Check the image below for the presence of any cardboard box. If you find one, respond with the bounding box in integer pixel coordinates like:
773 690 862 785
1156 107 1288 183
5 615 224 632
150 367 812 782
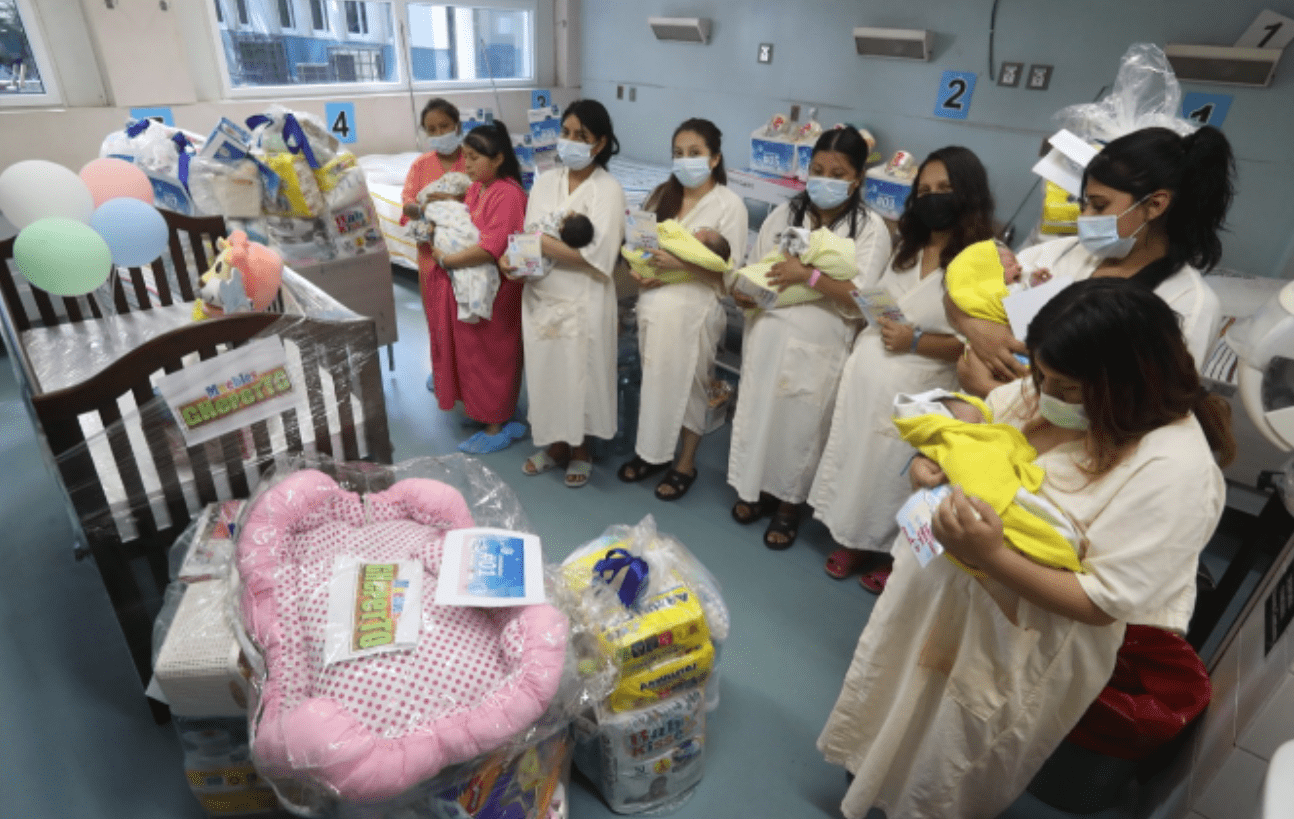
863 168 914 221
750 130 798 178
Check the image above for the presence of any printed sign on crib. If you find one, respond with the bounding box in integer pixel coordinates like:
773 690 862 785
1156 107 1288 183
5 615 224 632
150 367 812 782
155 337 298 447
435 528 546 607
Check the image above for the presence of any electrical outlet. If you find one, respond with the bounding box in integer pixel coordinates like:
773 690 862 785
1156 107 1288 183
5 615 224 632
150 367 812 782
757 43 774 64
997 62 1023 87
616 85 624 100
629 87 637 102
790 104 801 121
1026 64 1053 90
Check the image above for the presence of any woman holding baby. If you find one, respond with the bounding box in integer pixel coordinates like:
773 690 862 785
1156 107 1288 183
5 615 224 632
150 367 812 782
726 125 891 549
819 277 1235 819
809 147 995 591
616 118 749 501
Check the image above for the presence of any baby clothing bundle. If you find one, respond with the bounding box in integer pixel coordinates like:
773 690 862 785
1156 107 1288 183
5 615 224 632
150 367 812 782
415 172 500 323
734 227 856 307
619 219 732 285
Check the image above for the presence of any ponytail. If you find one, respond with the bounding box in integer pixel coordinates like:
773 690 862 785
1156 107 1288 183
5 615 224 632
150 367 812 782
463 120 523 187
1195 391 1237 468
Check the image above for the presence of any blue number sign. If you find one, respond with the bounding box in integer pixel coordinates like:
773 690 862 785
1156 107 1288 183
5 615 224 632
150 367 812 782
935 71 977 121
531 89 552 110
325 101 357 144
1181 92 1233 129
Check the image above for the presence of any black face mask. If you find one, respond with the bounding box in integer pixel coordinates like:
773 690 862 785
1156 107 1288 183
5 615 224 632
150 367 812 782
911 192 961 231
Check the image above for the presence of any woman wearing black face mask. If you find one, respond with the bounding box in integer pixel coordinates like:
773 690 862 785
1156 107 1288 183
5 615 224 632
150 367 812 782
809 147 996 590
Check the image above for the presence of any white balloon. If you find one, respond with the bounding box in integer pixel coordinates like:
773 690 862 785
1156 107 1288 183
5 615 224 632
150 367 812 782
0 160 95 229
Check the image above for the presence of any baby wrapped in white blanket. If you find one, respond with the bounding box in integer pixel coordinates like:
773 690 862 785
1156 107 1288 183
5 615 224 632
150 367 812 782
412 172 499 323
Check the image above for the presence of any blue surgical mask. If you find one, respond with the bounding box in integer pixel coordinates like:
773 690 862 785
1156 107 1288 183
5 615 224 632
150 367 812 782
672 156 712 188
806 176 852 210
1076 194 1150 260
557 138 595 170
1038 392 1090 430
423 130 461 156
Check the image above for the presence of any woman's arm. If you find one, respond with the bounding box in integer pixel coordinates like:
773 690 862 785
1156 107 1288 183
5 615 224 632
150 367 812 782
643 248 725 285
437 245 496 270
957 347 1012 397
933 487 1115 626
877 319 963 361
766 255 859 308
944 293 1029 380
541 234 601 274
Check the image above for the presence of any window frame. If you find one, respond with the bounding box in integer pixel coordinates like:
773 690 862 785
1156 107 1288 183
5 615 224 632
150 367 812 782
310 0 330 32
0 0 63 107
206 0 541 100
277 0 296 30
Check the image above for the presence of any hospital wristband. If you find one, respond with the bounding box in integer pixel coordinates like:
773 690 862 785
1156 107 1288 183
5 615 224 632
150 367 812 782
910 327 924 353
808 268 822 288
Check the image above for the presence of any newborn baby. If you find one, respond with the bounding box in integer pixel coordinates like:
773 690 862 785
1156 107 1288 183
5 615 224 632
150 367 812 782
619 220 733 285
410 172 500 324
945 239 1050 326
693 227 732 263
526 210 596 275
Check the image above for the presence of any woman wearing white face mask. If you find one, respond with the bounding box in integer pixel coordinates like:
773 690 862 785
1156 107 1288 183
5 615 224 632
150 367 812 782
820 278 1235 819
616 118 749 500
402 98 468 391
726 125 891 549
952 126 1233 396
506 99 627 488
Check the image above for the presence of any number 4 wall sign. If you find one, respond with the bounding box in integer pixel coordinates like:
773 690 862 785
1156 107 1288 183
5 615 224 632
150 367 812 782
935 71 977 121
326 101 358 144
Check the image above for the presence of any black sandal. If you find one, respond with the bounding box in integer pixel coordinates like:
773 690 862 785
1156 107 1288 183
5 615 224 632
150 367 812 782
764 507 801 551
731 493 778 525
654 468 697 501
617 456 668 483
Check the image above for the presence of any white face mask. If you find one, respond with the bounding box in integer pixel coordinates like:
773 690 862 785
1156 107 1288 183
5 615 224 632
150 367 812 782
672 156 712 188
1076 194 1150 260
422 130 461 156
1038 392 1090 430
557 138 595 170
806 176 852 210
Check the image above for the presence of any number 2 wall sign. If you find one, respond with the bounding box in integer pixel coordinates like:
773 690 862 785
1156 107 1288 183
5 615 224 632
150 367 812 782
935 71 977 121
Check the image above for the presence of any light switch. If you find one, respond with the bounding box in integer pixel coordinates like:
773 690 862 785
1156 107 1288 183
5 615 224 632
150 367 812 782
1027 64 1053 90
758 43 774 64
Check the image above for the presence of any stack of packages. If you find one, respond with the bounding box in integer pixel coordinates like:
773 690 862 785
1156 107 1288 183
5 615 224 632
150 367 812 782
151 455 618 818
100 118 207 215
557 516 730 814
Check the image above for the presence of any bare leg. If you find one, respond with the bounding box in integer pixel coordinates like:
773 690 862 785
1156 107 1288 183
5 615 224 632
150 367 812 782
672 428 702 476
570 438 591 463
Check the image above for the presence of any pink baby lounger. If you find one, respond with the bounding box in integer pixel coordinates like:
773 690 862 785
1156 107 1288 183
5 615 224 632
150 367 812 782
236 469 568 803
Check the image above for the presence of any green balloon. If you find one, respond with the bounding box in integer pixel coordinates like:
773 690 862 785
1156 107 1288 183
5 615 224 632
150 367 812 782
13 217 113 297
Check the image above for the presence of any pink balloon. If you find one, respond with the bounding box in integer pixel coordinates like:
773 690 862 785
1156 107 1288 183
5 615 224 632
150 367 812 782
79 158 154 208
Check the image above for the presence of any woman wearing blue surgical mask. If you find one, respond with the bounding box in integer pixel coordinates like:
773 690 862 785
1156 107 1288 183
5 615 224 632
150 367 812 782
727 125 891 549
402 98 468 391
821 278 1235 819
952 125 1233 396
506 99 626 488
616 118 749 501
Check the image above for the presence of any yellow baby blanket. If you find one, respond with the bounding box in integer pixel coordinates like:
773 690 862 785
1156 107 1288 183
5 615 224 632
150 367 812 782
620 219 731 285
945 239 1009 325
893 398 1083 575
734 228 856 308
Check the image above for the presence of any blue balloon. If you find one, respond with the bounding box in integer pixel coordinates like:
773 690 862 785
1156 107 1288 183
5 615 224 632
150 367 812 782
89 198 168 267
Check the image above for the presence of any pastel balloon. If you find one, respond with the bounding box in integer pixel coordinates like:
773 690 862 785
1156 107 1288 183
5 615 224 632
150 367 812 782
14 218 113 297
79 158 154 208
90 198 169 267
0 160 95 229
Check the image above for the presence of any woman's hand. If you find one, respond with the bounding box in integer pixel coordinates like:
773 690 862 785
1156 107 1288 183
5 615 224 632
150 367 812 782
1028 266 1052 287
961 316 1029 381
424 191 462 203
909 455 948 490
646 248 686 273
766 256 812 292
403 202 422 219
878 318 915 354
498 255 522 281
431 247 448 268
957 347 1012 398
731 290 759 309
631 270 665 290
932 486 1004 571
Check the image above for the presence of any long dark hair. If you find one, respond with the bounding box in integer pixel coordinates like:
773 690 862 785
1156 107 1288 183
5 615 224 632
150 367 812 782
1082 125 1235 290
788 125 870 238
419 97 460 128
463 121 523 186
645 118 727 220
561 99 620 168
893 146 995 271
1025 278 1235 474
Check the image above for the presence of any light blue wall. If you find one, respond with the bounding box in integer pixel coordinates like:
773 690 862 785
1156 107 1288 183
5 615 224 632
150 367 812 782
581 0 1294 278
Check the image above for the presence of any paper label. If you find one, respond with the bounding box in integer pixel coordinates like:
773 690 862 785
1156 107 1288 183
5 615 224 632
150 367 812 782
507 233 545 277
852 287 907 325
155 337 297 447
324 558 423 665
624 210 659 252
896 485 952 567
733 275 779 310
1003 275 1074 341
435 528 546 607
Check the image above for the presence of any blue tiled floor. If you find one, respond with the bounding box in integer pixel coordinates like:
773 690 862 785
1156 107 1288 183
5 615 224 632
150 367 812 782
0 273 1189 818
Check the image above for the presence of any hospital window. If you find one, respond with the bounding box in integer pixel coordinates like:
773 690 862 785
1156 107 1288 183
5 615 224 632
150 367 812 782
345 1 369 34
406 4 533 83
0 0 54 101
214 0 224 24
310 0 329 31
277 0 294 29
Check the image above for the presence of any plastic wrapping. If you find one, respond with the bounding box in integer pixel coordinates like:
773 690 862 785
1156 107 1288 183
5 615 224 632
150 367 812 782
1053 43 1197 144
226 456 612 815
175 716 283 816
100 118 207 214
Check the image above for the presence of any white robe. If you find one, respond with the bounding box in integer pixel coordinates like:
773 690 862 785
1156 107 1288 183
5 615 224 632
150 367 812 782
818 380 1224 819
1015 237 1221 366
634 184 749 464
522 166 626 446
808 250 960 551
726 201 891 503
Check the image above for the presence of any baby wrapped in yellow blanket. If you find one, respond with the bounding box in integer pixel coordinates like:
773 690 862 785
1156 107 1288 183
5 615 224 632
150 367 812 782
620 219 733 285
733 227 856 308
945 238 1040 324
892 388 1082 576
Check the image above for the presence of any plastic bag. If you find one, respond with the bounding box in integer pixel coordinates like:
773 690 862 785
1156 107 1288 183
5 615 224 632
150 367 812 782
1053 43 1196 144
188 156 265 218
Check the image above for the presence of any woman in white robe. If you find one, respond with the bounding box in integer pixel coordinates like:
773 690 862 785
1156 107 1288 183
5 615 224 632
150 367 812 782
819 279 1234 819
617 118 749 500
808 147 997 590
513 99 626 487
955 125 1233 395
726 126 891 549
